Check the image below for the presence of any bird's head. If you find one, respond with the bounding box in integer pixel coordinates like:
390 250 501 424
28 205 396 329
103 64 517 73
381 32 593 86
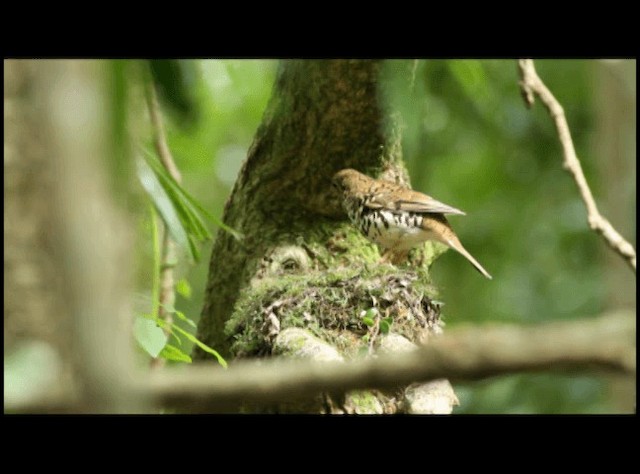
332 168 369 196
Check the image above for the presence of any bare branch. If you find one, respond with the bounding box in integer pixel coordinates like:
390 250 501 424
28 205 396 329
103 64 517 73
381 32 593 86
6 312 634 413
148 312 635 412
145 79 182 183
518 59 636 273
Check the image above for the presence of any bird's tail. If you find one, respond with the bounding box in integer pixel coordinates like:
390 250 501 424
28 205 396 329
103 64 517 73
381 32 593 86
446 237 492 280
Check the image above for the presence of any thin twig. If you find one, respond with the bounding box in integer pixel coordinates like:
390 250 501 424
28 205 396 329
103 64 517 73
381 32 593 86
145 78 183 368
518 59 636 273
367 311 381 356
145 80 182 183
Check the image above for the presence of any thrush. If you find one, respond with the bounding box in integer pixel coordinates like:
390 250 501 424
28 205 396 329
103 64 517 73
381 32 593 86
332 168 492 279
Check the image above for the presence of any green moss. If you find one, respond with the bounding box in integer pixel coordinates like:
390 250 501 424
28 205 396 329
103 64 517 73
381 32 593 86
226 227 444 358
345 390 384 414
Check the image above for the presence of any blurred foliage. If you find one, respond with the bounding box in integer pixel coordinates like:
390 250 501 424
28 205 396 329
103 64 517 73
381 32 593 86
128 59 633 413
129 60 276 367
150 60 200 126
400 59 635 413
155 60 276 338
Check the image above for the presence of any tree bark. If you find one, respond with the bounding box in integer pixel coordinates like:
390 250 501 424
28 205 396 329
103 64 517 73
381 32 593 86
199 61 398 352
196 59 450 413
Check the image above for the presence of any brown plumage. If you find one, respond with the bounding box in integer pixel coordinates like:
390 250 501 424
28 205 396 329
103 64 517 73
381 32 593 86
332 168 492 279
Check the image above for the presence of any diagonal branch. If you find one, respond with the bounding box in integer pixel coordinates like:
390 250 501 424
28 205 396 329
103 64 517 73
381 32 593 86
518 59 636 273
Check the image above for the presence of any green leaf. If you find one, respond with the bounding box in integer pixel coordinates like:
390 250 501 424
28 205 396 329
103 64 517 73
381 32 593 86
142 149 208 232
176 278 192 299
178 186 243 240
139 147 225 263
364 308 378 319
139 304 227 369
362 317 375 327
142 147 242 241
170 324 227 368
379 320 391 334
160 344 192 363
137 157 192 257
134 316 168 358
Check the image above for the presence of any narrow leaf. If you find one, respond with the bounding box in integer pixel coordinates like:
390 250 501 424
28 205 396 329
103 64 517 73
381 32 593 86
142 147 242 241
362 317 375 327
160 343 192 363
137 158 193 258
170 324 227 368
379 320 390 334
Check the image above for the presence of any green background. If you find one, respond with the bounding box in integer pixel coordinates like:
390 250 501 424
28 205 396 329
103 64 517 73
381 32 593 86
147 59 636 414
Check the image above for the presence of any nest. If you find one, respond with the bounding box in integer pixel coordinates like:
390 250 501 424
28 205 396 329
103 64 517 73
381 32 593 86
226 262 443 359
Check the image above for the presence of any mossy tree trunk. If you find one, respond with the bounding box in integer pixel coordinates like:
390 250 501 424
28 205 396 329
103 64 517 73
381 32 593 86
196 60 456 413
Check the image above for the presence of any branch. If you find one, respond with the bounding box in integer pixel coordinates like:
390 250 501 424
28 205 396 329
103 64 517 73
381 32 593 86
518 59 636 273
145 78 182 368
148 312 635 412
145 79 182 183
6 312 634 413
44 61 144 412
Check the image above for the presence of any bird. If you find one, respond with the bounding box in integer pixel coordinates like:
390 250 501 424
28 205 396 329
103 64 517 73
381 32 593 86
332 168 492 279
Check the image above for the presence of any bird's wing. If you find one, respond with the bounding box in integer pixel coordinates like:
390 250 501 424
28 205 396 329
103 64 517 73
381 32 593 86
366 187 466 215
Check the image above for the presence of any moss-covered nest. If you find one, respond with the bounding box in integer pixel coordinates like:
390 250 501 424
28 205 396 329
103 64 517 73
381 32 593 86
225 260 443 359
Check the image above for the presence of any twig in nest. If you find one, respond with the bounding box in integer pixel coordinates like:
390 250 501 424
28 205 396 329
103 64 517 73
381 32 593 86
368 311 381 356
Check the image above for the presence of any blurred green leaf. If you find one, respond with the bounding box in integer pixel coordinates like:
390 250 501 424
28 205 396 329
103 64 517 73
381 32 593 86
362 317 375 327
138 312 224 366
170 324 227 368
176 278 192 299
379 320 390 334
137 157 192 257
134 316 168 358
140 147 242 263
364 308 378 319
143 149 211 239
149 60 199 126
160 344 192 363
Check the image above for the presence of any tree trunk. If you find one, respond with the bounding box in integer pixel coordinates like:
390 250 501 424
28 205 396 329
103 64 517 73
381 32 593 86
196 59 457 413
